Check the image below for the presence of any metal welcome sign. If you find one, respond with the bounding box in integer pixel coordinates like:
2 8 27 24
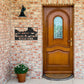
15 27 38 40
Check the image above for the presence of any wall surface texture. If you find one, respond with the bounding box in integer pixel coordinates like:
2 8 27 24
0 0 84 83
0 0 11 84
10 0 84 79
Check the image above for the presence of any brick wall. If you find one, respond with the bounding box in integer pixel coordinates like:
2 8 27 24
10 0 84 79
0 0 11 84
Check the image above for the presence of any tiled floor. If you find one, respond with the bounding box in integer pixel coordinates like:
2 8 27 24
7 78 84 84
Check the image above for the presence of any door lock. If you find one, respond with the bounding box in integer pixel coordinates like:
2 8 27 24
68 38 72 46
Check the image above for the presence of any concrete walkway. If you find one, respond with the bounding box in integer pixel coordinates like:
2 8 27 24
7 78 84 84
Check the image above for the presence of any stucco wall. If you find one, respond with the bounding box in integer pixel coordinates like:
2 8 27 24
0 0 11 84
10 0 84 79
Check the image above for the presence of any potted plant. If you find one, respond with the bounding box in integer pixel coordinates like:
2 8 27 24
14 64 29 82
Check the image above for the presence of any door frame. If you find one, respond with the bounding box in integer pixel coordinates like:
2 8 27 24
42 4 74 76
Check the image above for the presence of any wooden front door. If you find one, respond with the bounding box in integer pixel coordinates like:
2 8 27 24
43 6 74 74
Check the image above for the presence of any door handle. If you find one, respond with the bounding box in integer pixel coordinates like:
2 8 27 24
68 40 72 42
68 38 72 46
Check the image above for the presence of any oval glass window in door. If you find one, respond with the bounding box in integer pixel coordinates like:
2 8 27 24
54 17 63 39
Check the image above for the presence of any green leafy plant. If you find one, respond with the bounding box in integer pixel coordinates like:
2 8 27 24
14 64 29 74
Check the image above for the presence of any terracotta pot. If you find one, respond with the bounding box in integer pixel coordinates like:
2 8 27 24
17 73 26 82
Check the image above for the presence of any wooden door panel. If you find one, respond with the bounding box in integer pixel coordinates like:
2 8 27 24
43 6 73 74
47 46 70 51
48 10 70 47
47 50 69 65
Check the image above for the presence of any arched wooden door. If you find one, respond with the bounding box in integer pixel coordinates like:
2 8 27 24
43 6 74 74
